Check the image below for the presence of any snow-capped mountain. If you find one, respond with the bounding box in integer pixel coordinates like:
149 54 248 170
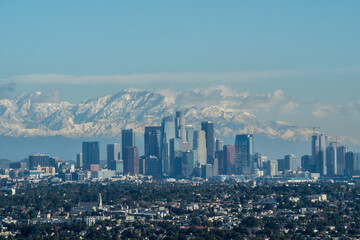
0 89 357 144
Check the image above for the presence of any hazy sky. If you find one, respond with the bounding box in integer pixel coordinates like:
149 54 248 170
1 1 360 138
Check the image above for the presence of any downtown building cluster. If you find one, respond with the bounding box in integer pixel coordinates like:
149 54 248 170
78 111 258 179
300 134 360 177
7 112 360 181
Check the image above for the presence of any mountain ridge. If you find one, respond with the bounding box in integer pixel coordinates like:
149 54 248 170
0 89 358 145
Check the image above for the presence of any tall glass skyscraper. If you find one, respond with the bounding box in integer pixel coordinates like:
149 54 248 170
337 146 348 175
175 111 186 142
284 154 297 172
193 130 207 166
170 138 182 175
82 141 100 165
223 145 235 175
144 126 161 158
201 121 215 158
326 142 337 176
161 116 175 174
311 134 327 176
186 125 194 149
124 146 139 175
122 129 135 160
215 139 223 152
311 135 319 173
235 134 254 176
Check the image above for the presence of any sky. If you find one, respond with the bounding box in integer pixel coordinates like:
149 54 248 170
0 1 360 139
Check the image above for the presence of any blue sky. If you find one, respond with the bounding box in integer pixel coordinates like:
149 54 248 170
1 1 360 138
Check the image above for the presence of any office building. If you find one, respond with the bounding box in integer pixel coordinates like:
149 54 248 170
109 160 123 174
144 126 161 158
82 141 100 165
277 159 285 172
326 143 337 176
161 116 175 175
311 134 327 176
124 146 139 175
76 153 83 168
29 154 50 169
107 143 120 170
285 154 297 172
9 162 26 169
223 145 235 175
215 139 223 152
216 149 225 174
301 155 312 172
253 153 267 173
263 160 278 176
170 138 182 175
175 111 186 141
193 130 207 166
144 155 162 176
201 164 213 179
316 134 327 176
345 151 360 176
122 129 135 160
182 150 194 178
186 125 194 149
269 160 278 176
201 121 215 158
235 134 254 176
337 146 348 175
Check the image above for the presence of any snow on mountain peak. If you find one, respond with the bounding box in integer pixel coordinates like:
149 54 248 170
0 89 355 144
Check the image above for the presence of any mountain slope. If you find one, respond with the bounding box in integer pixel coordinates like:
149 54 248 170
0 89 357 144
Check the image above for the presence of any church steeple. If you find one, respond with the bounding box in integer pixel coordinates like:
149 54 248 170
98 193 103 210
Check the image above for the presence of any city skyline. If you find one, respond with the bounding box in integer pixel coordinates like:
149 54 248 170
2 2 360 238
23 110 360 179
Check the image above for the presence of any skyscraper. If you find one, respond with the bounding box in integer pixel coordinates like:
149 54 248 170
216 148 224 174
268 160 278 176
122 129 135 160
223 145 235 175
161 116 175 174
107 143 120 170
310 135 319 172
326 142 337 176
175 111 186 142
193 130 207 166
170 138 182 175
215 139 223 152
144 126 161 158
82 141 100 165
182 150 195 178
301 155 312 172
311 134 327 176
124 146 139 175
318 134 327 176
284 154 297 172
337 146 348 175
201 121 215 158
235 134 254 176
76 153 83 168
144 155 162 176
253 152 266 171
186 125 194 149
345 151 360 176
